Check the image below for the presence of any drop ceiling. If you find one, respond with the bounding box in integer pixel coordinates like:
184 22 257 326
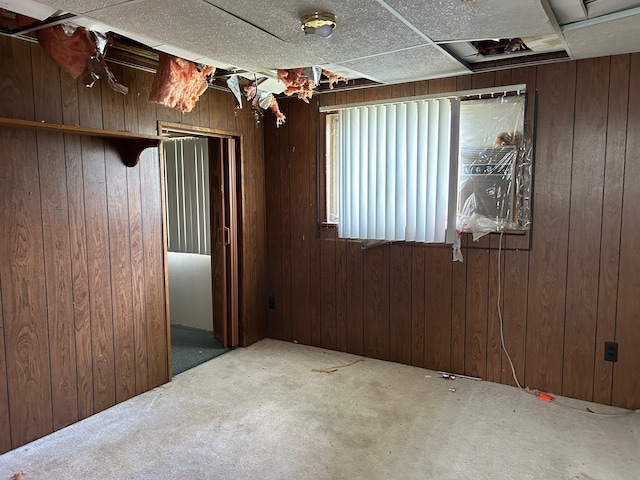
2 0 640 90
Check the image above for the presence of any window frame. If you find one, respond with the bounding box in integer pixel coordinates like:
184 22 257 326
318 84 534 250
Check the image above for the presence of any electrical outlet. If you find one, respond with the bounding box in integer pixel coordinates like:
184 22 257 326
268 295 276 310
604 341 618 362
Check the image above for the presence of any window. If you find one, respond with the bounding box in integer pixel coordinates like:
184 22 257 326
164 137 211 254
323 85 530 244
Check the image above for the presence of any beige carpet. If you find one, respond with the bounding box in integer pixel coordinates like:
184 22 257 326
1 339 638 479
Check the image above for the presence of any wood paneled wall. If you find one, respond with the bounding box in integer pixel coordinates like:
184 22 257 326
263 54 640 410
0 35 266 453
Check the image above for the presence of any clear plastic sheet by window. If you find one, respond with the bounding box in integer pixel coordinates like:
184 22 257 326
456 94 531 239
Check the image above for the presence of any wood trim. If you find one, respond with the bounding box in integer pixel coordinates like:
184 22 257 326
159 141 172 379
158 122 243 354
0 117 162 167
228 138 240 347
159 121 238 139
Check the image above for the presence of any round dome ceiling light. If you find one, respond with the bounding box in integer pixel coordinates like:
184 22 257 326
300 11 336 38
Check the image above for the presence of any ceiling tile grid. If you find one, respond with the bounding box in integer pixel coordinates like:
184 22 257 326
13 0 640 85
63 0 327 70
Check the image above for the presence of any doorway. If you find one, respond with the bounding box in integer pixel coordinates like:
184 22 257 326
160 123 240 376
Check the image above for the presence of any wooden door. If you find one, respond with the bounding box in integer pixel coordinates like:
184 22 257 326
209 137 239 347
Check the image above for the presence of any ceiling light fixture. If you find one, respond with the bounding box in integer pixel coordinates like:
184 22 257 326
300 11 336 38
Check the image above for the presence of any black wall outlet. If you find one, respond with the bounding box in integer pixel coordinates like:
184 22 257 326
604 341 618 362
268 295 276 310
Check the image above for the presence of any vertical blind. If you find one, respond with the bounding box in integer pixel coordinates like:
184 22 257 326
338 98 459 243
164 137 211 255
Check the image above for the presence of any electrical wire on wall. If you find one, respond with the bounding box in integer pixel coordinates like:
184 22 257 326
495 229 639 418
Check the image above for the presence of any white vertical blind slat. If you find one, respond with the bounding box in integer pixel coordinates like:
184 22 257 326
415 101 428 242
359 108 368 238
395 103 407 241
425 100 439 242
367 107 377 239
164 137 210 255
385 105 397 240
338 98 455 244
375 106 387 239
405 102 418 241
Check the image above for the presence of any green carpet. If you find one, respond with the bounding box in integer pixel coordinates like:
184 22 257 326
170 324 231 376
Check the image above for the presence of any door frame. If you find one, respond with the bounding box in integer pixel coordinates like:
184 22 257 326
158 122 242 377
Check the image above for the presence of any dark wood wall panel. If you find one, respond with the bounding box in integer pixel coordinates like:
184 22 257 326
264 106 285 340
60 70 95 420
139 147 168 389
290 99 313 346
102 67 137 405
0 285 10 453
389 245 412 365
320 229 338 350
363 245 390 360
410 247 425 368
264 54 640 410
31 44 79 431
308 95 322 349
345 241 364 355
486 250 503 384
0 34 267 453
279 100 293 343
593 55 630 405
562 57 610 400
85 138 117 412
78 73 118 413
424 248 452 372
501 250 529 387
524 61 576 394
0 37 54 448
450 252 467 374
335 238 348 352
234 101 267 346
121 68 150 396
127 160 150 396
464 250 490 379
613 53 640 409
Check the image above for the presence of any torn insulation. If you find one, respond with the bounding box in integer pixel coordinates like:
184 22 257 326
276 67 348 104
244 83 285 127
37 25 96 79
277 68 316 102
149 53 214 112
36 24 128 94
322 69 347 89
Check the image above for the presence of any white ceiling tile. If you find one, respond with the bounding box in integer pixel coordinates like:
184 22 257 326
339 44 469 83
16 0 640 84
29 0 130 14
73 0 329 70
563 10 640 58
0 0 59 20
202 0 428 62
381 0 557 42
193 56 236 71
155 44 204 62
547 0 587 25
